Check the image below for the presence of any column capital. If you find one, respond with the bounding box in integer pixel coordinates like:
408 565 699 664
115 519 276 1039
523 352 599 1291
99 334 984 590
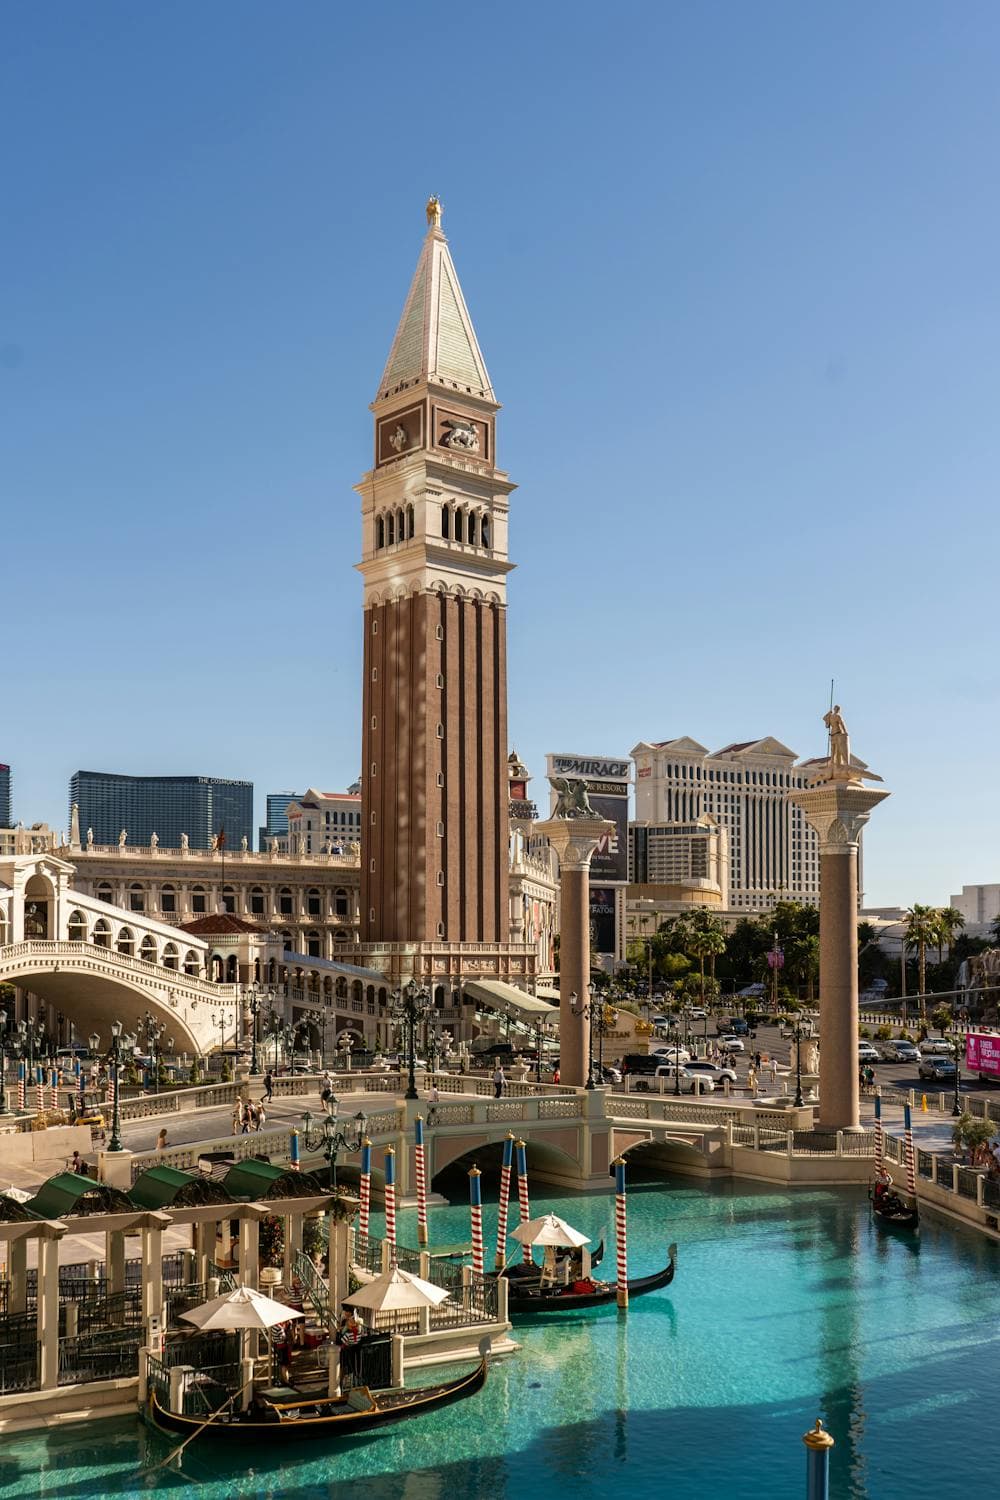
534 817 613 872
789 781 890 852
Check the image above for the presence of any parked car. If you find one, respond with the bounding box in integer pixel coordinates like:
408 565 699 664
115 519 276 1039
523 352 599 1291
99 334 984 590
717 1037 746 1054
918 1055 958 1081
683 1058 739 1085
857 1042 882 1064
600 1065 622 1086
651 1045 691 1065
884 1041 921 1063
633 1066 715 1094
685 1008 708 1021
651 1015 670 1028
622 1054 661 1077
920 1039 956 1056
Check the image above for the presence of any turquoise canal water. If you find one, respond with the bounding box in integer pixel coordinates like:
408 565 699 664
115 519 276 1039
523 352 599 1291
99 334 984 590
1 1171 998 1500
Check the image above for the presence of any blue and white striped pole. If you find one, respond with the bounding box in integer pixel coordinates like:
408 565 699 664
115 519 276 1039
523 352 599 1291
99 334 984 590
803 1419 834 1500
289 1129 300 1171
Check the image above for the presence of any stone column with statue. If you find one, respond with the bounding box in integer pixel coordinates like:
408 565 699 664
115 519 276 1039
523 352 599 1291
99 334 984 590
535 778 614 1089
790 706 890 1131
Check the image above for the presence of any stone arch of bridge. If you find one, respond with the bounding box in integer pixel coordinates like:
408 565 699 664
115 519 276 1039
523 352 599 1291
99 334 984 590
0 955 205 1055
429 1132 581 1190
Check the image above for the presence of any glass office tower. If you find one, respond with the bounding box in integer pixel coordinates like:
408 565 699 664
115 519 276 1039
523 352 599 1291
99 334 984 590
0 765 11 828
69 771 253 851
258 791 302 851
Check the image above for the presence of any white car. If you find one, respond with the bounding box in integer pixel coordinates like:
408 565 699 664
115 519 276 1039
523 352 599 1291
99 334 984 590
717 1037 745 1055
919 1039 956 1056
650 1066 716 1094
857 1042 881 1064
683 1058 739 1085
651 1046 691 1065
886 1041 921 1063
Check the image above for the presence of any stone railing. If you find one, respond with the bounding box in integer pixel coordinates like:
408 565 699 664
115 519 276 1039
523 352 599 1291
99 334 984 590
606 1093 810 1132
70 844 360 867
0 939 239 1009
128 1127 293 1181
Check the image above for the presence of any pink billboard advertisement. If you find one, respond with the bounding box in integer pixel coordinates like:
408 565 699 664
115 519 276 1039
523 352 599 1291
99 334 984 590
966 1033 1000 1077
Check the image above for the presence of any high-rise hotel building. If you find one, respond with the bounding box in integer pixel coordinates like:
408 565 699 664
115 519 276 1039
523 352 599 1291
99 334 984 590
631 737 821 911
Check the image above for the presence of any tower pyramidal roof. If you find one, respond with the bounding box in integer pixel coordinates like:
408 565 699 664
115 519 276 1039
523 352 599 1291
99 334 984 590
375 197 495 406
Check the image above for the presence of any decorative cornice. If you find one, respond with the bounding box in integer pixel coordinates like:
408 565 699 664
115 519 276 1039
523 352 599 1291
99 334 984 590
534 816 614 872
788 782 890 852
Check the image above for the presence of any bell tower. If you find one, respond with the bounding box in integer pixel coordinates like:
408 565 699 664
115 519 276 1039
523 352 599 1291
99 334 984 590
356 199 515 949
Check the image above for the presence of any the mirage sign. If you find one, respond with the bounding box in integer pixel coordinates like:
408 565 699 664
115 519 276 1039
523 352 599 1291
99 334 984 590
545 752 629 886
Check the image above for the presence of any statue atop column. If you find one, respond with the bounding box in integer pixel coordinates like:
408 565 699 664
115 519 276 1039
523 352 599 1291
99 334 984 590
86 827 94 849
549 776 599 819
180 832 189 850
150 832 159 849
823 704 850 778
118 829 128 847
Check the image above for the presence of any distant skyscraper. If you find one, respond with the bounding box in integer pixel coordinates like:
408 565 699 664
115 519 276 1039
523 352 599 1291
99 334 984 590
259 791 303 851
69 771 253 851
0 764 10 828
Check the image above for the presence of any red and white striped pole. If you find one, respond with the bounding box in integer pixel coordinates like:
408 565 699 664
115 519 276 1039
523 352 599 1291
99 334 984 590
35 1067 44 1114
469 1166 484 1277
17 1062 25 1113
384 1147 397 1262
903 1102 917 1200
414 1115 429 1247
614 1156 628 1311
495 1132 515 1269
515 1139 533 1264
358 1138 372 1246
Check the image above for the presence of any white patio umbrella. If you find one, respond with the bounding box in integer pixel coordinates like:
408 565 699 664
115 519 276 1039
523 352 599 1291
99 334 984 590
341 1265 451 1313
180 1284 305 1331
509 1213 590 1249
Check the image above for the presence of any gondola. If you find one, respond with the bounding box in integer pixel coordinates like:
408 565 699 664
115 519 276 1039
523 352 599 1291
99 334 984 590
504 1244 676 1314
144 1355 487 1445
503 1237 604 1281
869 1186 919 1230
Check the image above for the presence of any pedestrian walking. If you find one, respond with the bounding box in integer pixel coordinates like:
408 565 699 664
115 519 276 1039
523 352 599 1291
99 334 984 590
232 1103 243 1135
70 1150 86 1175
754 1051 762 1072
493 1064 506 1099
263 1070 274 1102
156 1127 169 1152
256 1102 266 1133
770 1057 780 1084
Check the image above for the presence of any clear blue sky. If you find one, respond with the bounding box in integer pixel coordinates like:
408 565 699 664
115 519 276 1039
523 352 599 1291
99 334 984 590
4 2 999 906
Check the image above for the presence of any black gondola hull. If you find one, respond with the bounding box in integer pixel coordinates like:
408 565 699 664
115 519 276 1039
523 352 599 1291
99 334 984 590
505 1250 676 1315
144 1358 487 1445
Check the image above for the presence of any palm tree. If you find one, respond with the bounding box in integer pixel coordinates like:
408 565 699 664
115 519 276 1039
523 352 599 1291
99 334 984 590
685 917 727 1008
904 905 940 1016
935 907 966 963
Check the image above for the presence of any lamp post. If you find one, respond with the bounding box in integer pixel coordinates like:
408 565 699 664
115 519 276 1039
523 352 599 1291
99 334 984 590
952 1010 964 1118
244 983 274 1076
793 1016 805 1109
391 980 431 1101
592 998 616 1083
299 1095 368 1192
85 1032 99 1113
534 1019 546 1084
569 990 597 1090
0 1006 8 1115
99 1020 127 1152
212 1010 227 1063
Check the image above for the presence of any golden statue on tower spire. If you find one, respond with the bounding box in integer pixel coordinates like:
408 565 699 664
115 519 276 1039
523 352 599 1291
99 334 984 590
426 195 443 229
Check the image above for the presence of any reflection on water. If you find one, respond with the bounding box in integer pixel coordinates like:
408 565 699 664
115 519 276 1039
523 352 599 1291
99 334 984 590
0 1172 997 1500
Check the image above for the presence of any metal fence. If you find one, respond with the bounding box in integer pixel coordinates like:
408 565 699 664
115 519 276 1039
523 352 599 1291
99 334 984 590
0 1340 38 1392
58 1328 142 1385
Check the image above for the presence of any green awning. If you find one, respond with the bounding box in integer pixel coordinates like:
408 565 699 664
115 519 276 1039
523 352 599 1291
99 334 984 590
25 1174 133 1219
223 1159 327 1201
130 1165 231 1210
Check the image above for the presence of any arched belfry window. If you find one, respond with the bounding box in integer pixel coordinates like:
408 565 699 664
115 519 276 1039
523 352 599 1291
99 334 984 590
377 516 385 549
481 513 490 547
387 512 395 545
453 509 463 543
442 505 450 539
467 512 477 546
407 504 415 538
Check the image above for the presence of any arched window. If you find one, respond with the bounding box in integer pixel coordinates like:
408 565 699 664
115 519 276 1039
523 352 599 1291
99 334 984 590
140 934 157 965
250 886 265 916
407 504 414 538
226 954 238 983
335 977 348 999
160 884 176 914
129 883 145 913
453 509 464 542
434 985 445 1008
68 910 88 943
162 942 179 970
334 888 349 917
281 930 294 952
442 504 450 539
279 887 293 916
307 887 321 916
183 950 200 976
97 882 113 906
481 514 490 547
222 885 235 915
93 919 112 948
333 928 348 945
306 929 321 958
192 885 207 915
376 516 385 549
387 512 395 545
117 927 135 957
397 508 405 542
467 512 477 546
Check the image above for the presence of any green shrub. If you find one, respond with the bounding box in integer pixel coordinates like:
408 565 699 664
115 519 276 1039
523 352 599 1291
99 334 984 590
859 1026 872 1039
875 1025 892 1040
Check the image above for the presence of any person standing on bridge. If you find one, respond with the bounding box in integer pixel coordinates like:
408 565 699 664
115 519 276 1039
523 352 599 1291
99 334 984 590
263 1070 274 1103
493 1064 506 1099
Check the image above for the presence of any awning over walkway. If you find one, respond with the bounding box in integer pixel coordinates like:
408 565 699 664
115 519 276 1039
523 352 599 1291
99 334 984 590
285 951 388 984
463 979 560 1023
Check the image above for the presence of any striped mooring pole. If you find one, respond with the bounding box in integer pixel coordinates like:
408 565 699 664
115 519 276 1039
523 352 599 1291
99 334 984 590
17 1062 25 1113
49 1069 58 1111
873 1090 883 1174
469 1166 484 1276
515 1139 532 1264
289 1129 300 1171
384 1147 397 1260
35 1067 44 1114
614 1156 628 1311
803 1418 834 1500
414 1115 429 1247
495 1133 515 1269
358 1138 372 1246
903 1102 917 1199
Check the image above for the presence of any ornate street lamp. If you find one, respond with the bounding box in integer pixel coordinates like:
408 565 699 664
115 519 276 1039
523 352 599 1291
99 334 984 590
0 1006 9 1115
85 1032 99 1113
300 1094 368 1191
952 1010 965 1118
793 1017 805 1109
244 983 275 1076
97 1019 128 1153
391 980 431 1101
569 990 597 1090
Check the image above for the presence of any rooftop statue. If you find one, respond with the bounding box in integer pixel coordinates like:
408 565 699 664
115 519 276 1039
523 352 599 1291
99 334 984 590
823 704 850 778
